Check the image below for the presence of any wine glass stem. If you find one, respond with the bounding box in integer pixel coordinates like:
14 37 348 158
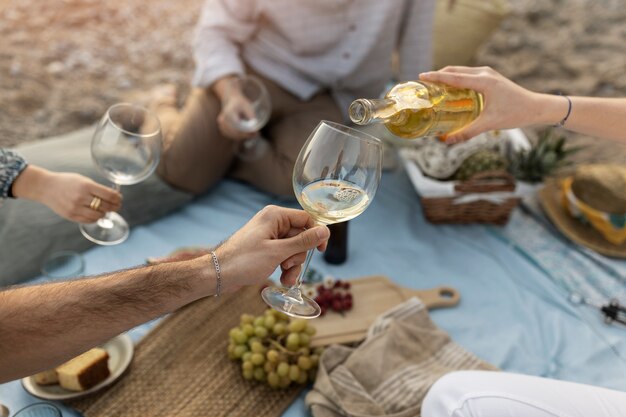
288 248 314 295
96 183 121 229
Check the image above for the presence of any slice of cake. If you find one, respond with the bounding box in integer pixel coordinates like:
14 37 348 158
33 369 59 385
56 347 110 391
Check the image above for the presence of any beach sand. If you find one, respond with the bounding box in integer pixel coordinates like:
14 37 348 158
1 0 625 163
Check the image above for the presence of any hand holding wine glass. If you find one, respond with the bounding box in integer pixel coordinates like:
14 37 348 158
261 121 383 318
80 103 162 245
216 75 272 160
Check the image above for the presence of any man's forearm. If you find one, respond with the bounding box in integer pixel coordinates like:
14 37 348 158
0 256 215 382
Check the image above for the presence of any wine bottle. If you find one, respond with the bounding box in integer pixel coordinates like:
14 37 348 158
349 81 483 140
324 221 349 265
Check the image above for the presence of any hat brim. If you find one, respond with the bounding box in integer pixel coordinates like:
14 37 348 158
539 179 626 258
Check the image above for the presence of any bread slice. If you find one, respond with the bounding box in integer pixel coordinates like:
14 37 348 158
56 347 110 391
33 368 59 385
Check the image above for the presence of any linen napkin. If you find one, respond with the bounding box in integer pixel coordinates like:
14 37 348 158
305 298 497 417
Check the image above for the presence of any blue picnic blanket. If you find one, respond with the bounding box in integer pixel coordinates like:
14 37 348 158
2 167 626 416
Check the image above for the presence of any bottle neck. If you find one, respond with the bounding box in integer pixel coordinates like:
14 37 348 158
349 98 398 125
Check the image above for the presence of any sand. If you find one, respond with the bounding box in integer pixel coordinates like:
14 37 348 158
1 0 625 163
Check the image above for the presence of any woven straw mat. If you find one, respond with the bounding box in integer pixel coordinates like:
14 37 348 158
68 284 303 416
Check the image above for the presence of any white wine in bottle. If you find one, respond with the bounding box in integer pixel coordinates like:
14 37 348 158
298 179 370 225
349 81 483 140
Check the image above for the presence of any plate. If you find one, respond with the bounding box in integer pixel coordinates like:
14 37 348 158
22 333 134 401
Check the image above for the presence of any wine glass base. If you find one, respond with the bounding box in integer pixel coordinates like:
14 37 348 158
261 286 321 319
79 212 130 246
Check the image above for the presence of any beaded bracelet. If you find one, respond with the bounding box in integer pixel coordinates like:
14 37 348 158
210 251 222 297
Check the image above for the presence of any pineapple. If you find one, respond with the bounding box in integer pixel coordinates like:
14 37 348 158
508 129 581 183
454 149 508 181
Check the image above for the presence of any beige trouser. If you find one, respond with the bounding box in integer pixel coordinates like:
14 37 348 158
156 74 343 197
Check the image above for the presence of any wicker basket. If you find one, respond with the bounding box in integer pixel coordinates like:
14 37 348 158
420 171 521 225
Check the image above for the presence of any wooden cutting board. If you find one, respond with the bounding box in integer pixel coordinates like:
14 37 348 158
310 275 460 347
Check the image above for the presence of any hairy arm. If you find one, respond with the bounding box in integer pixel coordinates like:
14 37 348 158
0 256 216 382
419 67 626 142
0 205 330 383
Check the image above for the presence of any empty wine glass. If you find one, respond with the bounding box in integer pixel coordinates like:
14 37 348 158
261 121 383 318
80 103 162 245
225 75 272 160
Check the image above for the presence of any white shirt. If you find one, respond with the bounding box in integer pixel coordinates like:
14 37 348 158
192 0 435 118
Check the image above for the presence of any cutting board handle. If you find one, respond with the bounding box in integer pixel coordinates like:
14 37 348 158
399 286 460 309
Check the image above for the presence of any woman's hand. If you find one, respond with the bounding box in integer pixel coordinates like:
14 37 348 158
12 166 122 223
419 66 551 143
214 205 330 293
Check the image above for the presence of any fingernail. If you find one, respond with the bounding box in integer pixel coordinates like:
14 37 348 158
316 226 330 240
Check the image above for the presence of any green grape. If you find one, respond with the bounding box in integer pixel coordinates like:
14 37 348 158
242 361 254 372
297 355 312 371
254 367 266 382
299 334 311 347
267 371 280 388
233 329 248 345
250 341 265 354
277 362 290 377
279 376 291 388
243 369 254 380
240 314 255 325
314 347 325 356
229 328 238 340
254 326 269 338
264 361 276 373
298 347 310 357
251 353 265 365
310 354 319 366
266 349 279 363
297 370 308 385
234 345 248 358
305 325 317 336
286 333 300 351
276 312 290 322
253 317 265 327
272 323 287 336
265 309 277 318
288 319 307 333
242 352 252 363
264 315 276 329
242 324 255 337
227 344 236 360
247 337 261 347
289 365 301 381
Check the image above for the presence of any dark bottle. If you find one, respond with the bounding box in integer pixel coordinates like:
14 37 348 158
324 221 349 265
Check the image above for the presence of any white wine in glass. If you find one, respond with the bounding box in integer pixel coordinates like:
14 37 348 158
261 121 383 318
80 103 162 245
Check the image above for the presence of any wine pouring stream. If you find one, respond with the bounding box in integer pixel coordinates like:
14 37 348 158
261 121 383 318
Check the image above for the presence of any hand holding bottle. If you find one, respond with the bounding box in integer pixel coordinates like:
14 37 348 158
418 66 568 143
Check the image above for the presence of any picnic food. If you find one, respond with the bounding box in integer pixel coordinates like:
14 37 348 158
55 347 110 391
33 369 59 385
313 279 353 316
349 81 483 139
228 309 323 389
454 149 507 180
508 129 577 183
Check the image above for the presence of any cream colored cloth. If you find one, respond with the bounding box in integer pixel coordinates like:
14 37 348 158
192 0 435 118
305 298 497 417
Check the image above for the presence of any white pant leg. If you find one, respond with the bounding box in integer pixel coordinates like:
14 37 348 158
422 371 626 417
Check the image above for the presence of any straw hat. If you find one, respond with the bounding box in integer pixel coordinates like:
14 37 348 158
539 164 626 258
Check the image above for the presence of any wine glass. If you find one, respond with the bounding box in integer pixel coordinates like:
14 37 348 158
226 75 272 160
80 103 162 245
262 121 383 318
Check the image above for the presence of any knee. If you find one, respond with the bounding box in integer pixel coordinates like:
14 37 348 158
422 371 476 417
